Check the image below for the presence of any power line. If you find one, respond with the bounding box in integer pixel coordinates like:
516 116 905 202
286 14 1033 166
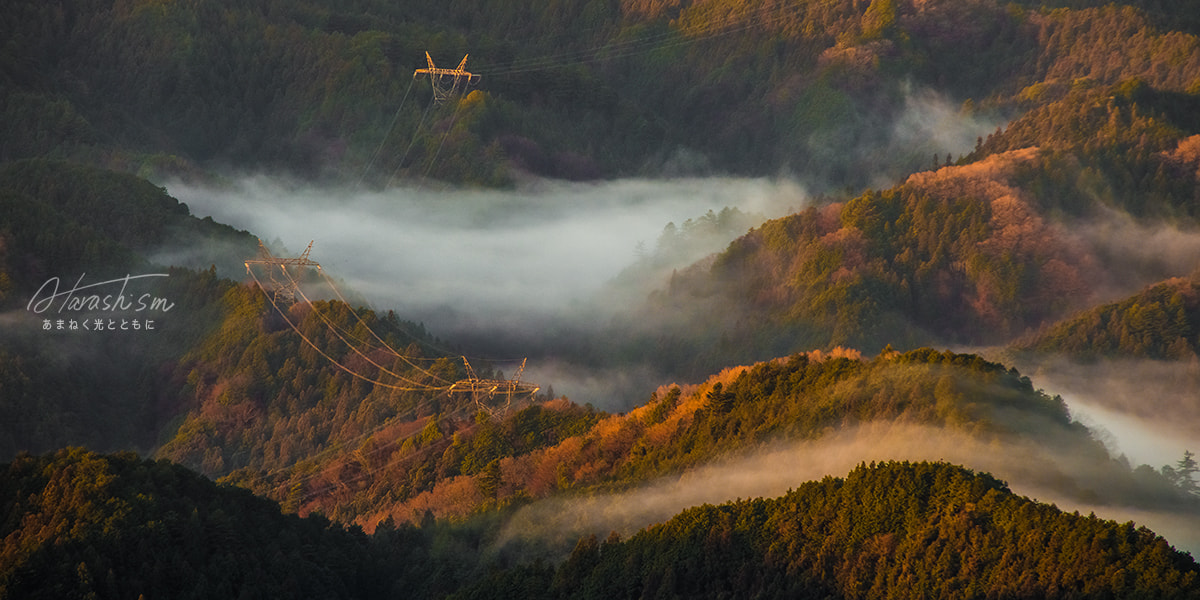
356 77 416 190
247 266 451 393
282 267 447 389
385 93 438 189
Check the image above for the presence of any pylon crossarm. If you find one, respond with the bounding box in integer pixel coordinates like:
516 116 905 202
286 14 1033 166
414 52 480 103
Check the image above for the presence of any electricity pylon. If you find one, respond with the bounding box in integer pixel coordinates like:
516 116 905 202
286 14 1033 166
414 52 480 103
244 240 320 304
450 357 540 419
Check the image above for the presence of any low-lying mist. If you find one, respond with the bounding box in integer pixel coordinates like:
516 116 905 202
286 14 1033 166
167 176 806 406
1021 357 1200 468
491 421 1200 562
1074 207 1200 302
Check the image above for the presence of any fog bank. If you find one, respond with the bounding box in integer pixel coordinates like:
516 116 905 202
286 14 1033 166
167 176 805 405
492 422 1200 561
1026 357 1200 468
170 176 801 311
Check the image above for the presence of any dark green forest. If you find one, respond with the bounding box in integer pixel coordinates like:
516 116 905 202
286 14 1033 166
3 452 1197 599
458 462 1200 599
4 0 1198 187
0 448 417 599
4 0 1200 597
1016 275 1200 359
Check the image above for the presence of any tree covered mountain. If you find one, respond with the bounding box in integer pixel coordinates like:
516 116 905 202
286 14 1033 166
0 159 259 457
4 451 1196 599
4 0 1200 596
1015 274 1200 360
457 461 1200 600
619 116 1200 376
0 448 414 599
223 347 1196 537
3 0 1198 187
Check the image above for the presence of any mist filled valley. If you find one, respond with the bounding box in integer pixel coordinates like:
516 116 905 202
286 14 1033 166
5 0 1200 597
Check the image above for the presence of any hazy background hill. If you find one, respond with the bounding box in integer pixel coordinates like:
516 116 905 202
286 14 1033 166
6 0 1196 188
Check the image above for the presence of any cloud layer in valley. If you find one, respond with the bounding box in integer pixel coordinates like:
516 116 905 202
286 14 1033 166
1023 357 1200 468
169 176 802 314
491 421 1200 562
167 175 806 405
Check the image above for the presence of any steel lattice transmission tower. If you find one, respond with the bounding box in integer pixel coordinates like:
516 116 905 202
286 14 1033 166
450 357 540 419
244 240 321 304
414 52 481 103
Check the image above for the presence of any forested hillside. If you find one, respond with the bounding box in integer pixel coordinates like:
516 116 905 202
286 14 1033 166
0 448 414 599
459 462 1200 599
5 0 1200 596
4 451 1196 599
1016 275 1200 359
626 122 1200 375
5 0 1197 187
0 160 258 456
228 348 1194 534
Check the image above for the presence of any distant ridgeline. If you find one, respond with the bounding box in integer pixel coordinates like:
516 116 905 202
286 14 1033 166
240 348 1196 531
1015 276 1200 360
3 0 1200 186
3 450 1196 599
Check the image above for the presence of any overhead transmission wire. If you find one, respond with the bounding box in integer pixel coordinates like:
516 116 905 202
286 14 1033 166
422 94 467 180
385 93 439 189
279 267 451 389
312 254 535 367
315 269 444 363
247 266 449 392
254 247 529 379
233 271 482 498
223 271 503 496
243 262 534 445
356 77 417 190
312 268 530 378
309 270 449 364
283 265 452 383
225 360 536 505
251 367 542 509
232 360 542 509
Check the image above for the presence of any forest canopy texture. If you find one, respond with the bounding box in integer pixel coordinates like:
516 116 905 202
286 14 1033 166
3 0 1200 598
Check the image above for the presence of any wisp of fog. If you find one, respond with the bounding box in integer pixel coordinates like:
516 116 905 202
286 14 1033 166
167 176 805 403
491 421 1200 562
1025 357 1200 468
169 176 802 315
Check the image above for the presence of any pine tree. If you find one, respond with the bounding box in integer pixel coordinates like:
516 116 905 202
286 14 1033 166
1176 450 1199 495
